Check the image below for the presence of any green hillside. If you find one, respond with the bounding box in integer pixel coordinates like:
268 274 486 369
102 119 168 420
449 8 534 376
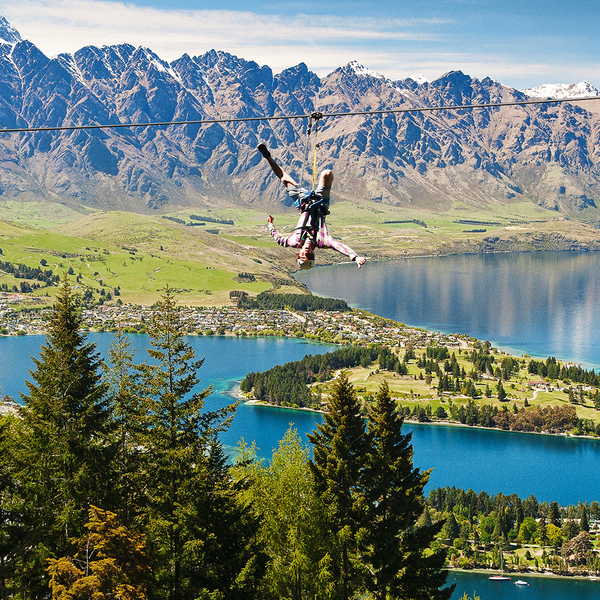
2 198 600 307
0 212 287 306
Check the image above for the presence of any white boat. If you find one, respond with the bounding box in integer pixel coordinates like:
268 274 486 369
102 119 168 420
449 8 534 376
514 580 529 586
489 552 511 581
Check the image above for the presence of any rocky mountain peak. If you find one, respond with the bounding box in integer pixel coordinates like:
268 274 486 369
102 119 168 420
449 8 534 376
0 16 21 45
521 81 600 99
348 60 385 80
1 14 600 220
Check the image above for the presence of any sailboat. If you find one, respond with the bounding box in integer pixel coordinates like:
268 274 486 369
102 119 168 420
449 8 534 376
488 551 511 581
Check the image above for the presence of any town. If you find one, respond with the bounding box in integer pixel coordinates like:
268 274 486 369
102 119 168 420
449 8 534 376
0 292 467 348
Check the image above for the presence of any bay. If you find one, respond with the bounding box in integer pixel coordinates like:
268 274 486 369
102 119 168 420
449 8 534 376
450 571 600 600
1 333 599 505
296 250 600 369
0 334 332 460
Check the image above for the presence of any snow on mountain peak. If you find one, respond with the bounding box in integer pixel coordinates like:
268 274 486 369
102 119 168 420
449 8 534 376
411 74 429 84
349 61 384 80
520 81 600 100
0 16 22 45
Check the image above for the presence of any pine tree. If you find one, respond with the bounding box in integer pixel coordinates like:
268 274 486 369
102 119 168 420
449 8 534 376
363 380 453 600
580 504 590 533
135 288 240 600
103 329 145 528
497 380 507 401
548 501 561 527
180 441 267 600
308 371 369 600
0 414 23 599
17 276 111 597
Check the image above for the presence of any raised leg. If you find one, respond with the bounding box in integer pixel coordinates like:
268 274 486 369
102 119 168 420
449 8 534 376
258 144 297 189
318 169 333 187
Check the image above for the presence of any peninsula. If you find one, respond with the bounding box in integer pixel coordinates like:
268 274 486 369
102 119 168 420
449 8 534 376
2 295 600 435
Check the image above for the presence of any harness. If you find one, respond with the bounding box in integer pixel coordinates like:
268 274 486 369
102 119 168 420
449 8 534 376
295 193 329 246
295 111 328 245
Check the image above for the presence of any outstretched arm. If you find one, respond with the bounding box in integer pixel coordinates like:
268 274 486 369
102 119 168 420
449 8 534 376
316 219 367 268
327 238 367 268
267 214 303 248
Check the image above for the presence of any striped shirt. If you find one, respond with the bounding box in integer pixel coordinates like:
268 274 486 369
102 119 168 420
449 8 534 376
268 209 358 261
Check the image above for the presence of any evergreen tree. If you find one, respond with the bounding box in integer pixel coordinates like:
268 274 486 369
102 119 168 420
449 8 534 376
363 381 453 600
580 505 590 533
181 441 267 600
497 380 507 401
17 276 111 597
548 501 561 527
0 414 23 599
103 329 145 528
235 428 332 600
308 371 369 600
443 513 460 543
135 288 245 600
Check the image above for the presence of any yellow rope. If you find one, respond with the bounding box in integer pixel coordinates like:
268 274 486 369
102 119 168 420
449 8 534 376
312 119 319 189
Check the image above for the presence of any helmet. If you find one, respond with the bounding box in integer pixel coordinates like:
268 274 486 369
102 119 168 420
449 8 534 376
297 258 315 270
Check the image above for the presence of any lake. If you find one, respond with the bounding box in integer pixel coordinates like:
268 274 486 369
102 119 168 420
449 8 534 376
2 332 599 507
0 333 333 460
450 571 600 600
296 250 600 369
3 250 600 600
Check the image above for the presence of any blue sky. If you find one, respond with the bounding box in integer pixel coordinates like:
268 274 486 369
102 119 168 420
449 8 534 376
2 0 599 89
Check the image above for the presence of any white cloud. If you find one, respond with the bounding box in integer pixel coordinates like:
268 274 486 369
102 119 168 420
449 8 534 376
2 0 598 89
2 1 443 60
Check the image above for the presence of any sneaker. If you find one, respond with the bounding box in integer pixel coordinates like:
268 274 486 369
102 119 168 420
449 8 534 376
258 144 270 158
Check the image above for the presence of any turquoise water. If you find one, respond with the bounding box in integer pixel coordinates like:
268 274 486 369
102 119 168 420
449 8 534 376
296 251 600 369
0 334 331 459
2 333 600 505
450 571 600 600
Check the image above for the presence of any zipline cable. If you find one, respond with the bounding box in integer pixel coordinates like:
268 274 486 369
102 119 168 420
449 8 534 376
0 95 599 134
311 112 323 189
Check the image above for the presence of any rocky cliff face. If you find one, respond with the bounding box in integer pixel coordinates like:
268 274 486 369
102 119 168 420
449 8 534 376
1 16 600 220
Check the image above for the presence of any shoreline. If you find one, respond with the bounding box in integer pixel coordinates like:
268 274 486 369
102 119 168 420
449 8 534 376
236 388 600 442
448 567 600 582
295 254 600 372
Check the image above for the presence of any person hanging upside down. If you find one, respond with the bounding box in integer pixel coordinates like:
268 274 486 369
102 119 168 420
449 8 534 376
258 143 367 270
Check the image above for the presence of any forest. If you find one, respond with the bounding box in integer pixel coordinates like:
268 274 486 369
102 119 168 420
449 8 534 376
240 345 392 408
0 278 452 600
238 291 350 312
425 486 600 576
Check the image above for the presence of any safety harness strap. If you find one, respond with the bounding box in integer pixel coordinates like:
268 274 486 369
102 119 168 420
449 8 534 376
295 193 329 244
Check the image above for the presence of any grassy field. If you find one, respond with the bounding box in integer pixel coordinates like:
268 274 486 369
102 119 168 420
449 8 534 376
311 347 600 427
0 212 279 306
2 197 600 306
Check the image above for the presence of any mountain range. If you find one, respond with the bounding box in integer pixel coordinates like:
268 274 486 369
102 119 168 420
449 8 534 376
1 15 600 221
